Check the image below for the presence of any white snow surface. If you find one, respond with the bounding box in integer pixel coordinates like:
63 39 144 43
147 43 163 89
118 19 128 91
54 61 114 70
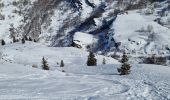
113 11 170 54
0 0 170 99
0 42 169 100
73 32 97 49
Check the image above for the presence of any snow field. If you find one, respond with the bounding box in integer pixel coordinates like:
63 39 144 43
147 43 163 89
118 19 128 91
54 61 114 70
0 42 169 99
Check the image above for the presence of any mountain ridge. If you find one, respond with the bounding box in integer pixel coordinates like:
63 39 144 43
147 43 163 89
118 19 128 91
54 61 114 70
0 0 169 54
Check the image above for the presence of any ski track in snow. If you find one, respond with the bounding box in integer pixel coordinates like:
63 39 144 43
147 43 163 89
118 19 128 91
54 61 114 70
0 70 169 100
0 72 130 100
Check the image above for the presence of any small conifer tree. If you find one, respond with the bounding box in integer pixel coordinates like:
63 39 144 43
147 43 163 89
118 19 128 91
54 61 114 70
121 52 128 63
13 36 17 43
29 37 32 41
117 52 131 75
1 39 5 45
42 57 49 70
34 39 37 42
22 38 25 44
24 35 28 41
60 60 64 67
87 52 97 66
103 58 106 65
16 39 19 42
62 69 65 72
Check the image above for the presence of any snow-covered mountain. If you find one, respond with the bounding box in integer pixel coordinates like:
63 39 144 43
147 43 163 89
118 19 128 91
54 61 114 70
0 0 169 54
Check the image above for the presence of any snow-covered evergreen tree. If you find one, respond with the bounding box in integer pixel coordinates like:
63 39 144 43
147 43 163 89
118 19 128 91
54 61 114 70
118 52 131 75
42 57 49 70
1 39 5 45
87 52 97 66
103 58 106 65
60 60 64 67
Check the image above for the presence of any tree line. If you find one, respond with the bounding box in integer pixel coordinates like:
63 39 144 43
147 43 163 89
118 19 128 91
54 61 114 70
41 51 131 75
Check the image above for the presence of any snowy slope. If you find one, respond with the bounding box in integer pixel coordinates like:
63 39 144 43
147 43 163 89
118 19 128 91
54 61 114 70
113 11 170 54
0 42 170 100
1 42 118 68
0 0 169 54
0 1 170 99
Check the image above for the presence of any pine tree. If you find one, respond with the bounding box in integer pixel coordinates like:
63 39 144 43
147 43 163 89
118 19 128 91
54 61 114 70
42 57 49 70
12 36 17 43
34 39 37 42
62 69 65 72
103 58 106 65
121 52 128 63
60 60 64 67
22 38 25 44
24 35 28 41
117 52 131 75
87 52 97 66
29 37 32 41
1 39 5 45
16 39 19 42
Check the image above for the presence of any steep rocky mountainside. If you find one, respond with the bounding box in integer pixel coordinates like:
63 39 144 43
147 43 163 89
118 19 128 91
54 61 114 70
0 0 170 54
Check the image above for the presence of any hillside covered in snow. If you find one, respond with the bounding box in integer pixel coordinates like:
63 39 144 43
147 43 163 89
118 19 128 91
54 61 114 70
0 41 169 100
0 0 169 54
0 0 170 100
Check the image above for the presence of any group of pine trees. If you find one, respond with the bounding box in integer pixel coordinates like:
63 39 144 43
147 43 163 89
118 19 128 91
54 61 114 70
86 51 131 75
0 36 37 46
1 37 131 75
14 36 36 44
41 57 65 71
